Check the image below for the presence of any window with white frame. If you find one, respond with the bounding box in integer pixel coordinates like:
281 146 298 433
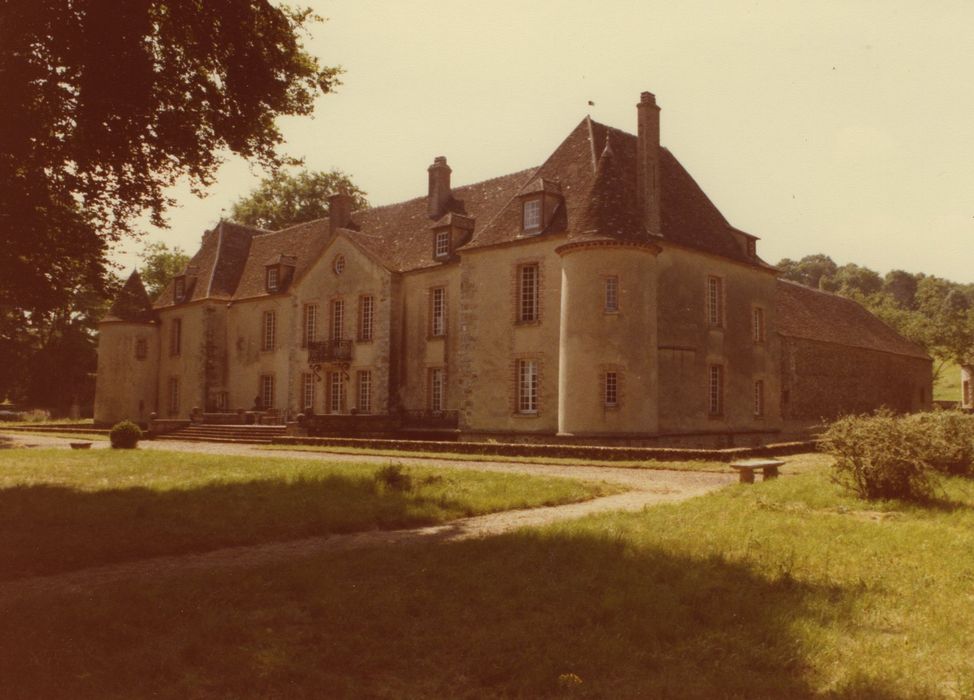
604 276 619 313
517 359 539 414
266 267 279 292
707 276 723 327
302 304 318 347
168 376 180 416
430 287 446 337
260 374 275 409
357 370 372 414
135 338 147 360
301 372 315 413
517 263 539 322
428 367 445 412
752 306 765 343
261 310 276 351
169 318 181 357
358 295 374 341
708 364 724 416
327 371 344 414
603 371 618 407
434 230 450 258
753 379 765 417
330 298 344 340
522 199 541 232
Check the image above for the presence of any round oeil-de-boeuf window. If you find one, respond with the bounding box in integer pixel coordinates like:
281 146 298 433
333 254 345 275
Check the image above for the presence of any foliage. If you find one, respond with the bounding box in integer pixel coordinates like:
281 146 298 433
906 411 974 475
820 411 937 501
229 169 368 230
374 464 413 492
138 242 191 300
776 254 837 289
109 421 142 449
0 0 341 316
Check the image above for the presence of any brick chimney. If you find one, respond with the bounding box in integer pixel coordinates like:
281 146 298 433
329 193 354 234
636 91 661 235
427 156 452 219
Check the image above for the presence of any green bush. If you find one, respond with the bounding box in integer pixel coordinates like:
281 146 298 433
820 410 937 501
907 411 974 475
374 464 412 492
109 421 142 449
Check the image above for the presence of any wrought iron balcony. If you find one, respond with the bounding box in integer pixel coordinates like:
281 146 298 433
307 339 353 364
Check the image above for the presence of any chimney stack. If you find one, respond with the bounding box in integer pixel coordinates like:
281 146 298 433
636 91 661 235
427 156 452 219
329 193 354 234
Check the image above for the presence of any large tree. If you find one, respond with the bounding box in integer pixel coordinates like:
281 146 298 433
229 169 368 230
138 242 191 300
0 0 340 315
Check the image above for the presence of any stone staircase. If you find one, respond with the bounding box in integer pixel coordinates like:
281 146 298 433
161 424 287 445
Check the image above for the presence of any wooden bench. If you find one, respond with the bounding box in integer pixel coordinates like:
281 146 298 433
730 458 784 484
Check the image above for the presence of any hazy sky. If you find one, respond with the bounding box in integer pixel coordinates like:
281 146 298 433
119 0 974 283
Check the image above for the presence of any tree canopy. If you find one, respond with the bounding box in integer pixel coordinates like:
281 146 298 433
229 169 368 230
138 242 191 300
0 0 340 315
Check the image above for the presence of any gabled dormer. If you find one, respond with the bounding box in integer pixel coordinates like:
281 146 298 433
518 178 563 236
172 265 198 303
430 212 475 262
264 254 297 293
729 229 760 261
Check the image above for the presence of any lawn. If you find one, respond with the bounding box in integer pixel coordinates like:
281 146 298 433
935 359 962 402
0 448 612 580
4 453 974 697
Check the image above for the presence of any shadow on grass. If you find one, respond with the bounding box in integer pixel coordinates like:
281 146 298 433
0 474 471 580
0 528 910 699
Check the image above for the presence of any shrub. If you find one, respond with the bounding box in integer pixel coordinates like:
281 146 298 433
374 464 412 492
109 421 142 449
906 411 974 475
820 410 937 501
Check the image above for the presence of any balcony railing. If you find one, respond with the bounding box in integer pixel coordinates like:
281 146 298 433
307 339 353 364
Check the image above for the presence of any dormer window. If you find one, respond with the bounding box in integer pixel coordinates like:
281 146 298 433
522 199 542 233
434 229 450 259
266 266 279 292
173 276 186 302
747 238 756 257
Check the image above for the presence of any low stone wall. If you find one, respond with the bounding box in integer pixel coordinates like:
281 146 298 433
272 435 816 462
147 418 190 437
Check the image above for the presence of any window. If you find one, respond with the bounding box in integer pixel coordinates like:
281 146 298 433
259 374 275 409
604 276 619 313
261 310 276 351
430 287 446 337
517 359 539 414
963 380 971 406
428 368 445 412
753 379 765 417
522 199 542 232
333 254 345 275
357 370 372 414
330 298 344 340
434 230 450 258
302 304 318 348
752 307 765 343
327 371 344 414
135 338 147 360
708 364 724 416
169 318 181 357
301 372 315 413
517 263 540 323
707 276 723 327
603 371 618 408
168 377 180 416
266 267 279 292
747 238 756 257
358 295 374 341
174 277 186 302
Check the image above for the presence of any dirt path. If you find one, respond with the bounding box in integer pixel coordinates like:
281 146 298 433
0 432 734 604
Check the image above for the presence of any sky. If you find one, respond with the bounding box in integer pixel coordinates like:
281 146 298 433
119 0 974 283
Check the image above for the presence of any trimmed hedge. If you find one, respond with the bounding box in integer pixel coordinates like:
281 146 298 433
109 421 142 449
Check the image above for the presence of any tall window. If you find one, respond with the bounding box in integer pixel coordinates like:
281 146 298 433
302 304 318 347
266 267 279 292
357 370 372 414
428 368 445 412
301 372 315 413
358 295 374 341
707 276 723 327
522 199 541 232
173 277 186 302
603 371 618 408
604 276 619 312
331 298 344 340
753 379 765 417
708 364 724 416
517 359 539 414
135 338 148 360
260 374 275 409
434 230 450 258
964 380 971 407
169 318 181 357
261 310 276 351
327 371 344 414
752 307 765 343
517 263 539 322
168 376 180 416
430 287 446 337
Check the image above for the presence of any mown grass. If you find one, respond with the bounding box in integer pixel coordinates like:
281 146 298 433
935 359 962 402
5 454 974 697
0 429 109 441
0 448 612 580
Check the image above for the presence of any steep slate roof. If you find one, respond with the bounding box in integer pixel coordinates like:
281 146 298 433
103 271 155 323
776 279 930 360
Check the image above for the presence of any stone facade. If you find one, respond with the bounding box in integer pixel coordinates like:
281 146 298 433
95 91 932 441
